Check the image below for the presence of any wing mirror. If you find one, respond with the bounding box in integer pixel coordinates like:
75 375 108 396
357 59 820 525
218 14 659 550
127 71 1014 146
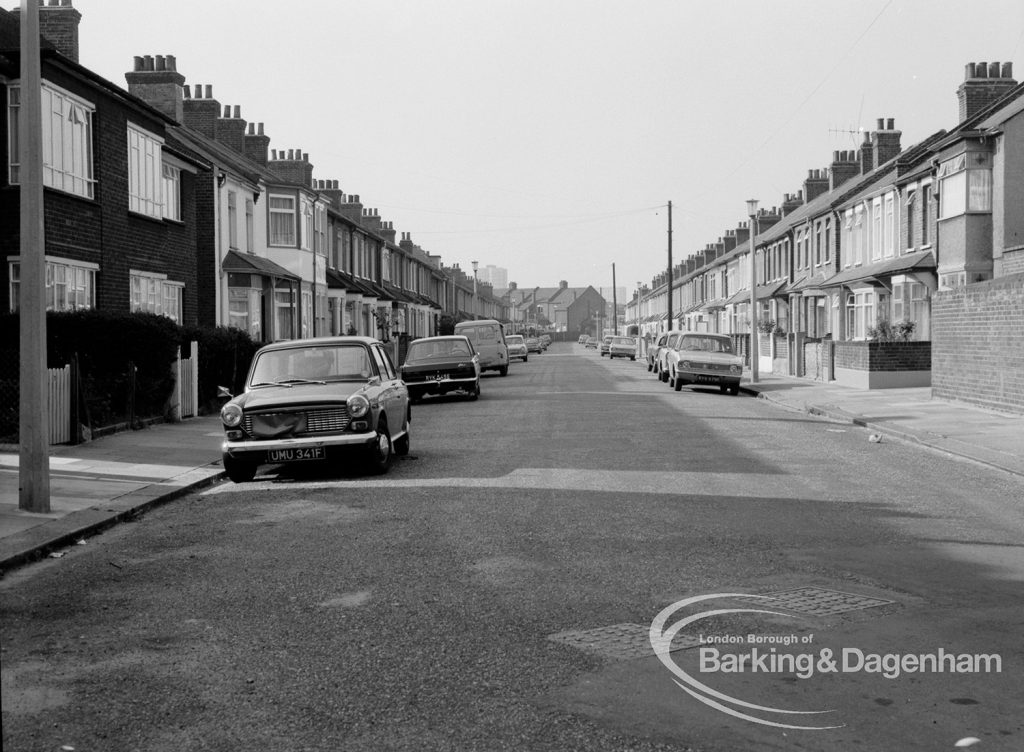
216 385 234 401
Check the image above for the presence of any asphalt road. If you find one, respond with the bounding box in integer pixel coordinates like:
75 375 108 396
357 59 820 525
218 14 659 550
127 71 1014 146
2 342 1023 752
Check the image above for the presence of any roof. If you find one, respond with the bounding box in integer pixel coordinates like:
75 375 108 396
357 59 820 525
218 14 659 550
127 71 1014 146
222 250 298 280
821 250 935 288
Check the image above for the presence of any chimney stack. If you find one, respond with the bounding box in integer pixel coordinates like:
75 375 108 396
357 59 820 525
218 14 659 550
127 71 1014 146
830 150 860 189
871 117 902 168
243 122 270 166
804 168 830 202
182 84 221 139
22 0 82 63
957 61 1017 122
268 147 315 187
215 104 246 154
125 53 186 122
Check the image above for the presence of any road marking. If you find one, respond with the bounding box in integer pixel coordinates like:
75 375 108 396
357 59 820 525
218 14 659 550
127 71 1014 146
203 467 845 500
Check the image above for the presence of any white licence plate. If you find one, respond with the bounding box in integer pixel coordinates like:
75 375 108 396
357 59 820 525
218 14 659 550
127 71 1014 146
267 446 325 462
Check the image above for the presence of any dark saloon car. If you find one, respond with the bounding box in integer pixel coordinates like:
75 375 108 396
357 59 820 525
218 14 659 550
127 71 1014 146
400 335 481 402
219 337 410 482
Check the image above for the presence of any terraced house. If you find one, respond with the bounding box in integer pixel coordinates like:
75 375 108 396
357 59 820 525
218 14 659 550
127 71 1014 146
630 60 1024 410
3 0 510 354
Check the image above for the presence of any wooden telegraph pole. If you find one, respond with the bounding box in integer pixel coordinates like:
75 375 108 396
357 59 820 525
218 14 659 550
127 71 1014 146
666 201 673 331
19 0 50 512
611 263 618 335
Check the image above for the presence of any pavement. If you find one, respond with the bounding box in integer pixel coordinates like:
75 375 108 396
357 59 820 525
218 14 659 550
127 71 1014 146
1 367 1022 574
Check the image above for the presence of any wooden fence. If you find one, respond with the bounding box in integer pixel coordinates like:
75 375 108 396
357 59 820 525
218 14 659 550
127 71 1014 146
173 341 199 420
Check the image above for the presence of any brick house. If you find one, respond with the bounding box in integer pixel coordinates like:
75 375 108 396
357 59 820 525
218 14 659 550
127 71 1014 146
1 4 203 325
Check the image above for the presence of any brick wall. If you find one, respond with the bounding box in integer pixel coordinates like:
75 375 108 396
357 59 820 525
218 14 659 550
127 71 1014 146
933 273 1024 413
1002 249 1024 276
834 341 931 371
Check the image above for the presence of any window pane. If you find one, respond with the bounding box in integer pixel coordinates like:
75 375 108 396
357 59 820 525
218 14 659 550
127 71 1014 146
968 170 992 211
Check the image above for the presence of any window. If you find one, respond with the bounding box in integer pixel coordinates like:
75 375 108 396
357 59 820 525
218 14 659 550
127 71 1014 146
921 185 931 245
162 163 180 221
884 195 895 258
8 256 96 312
275 279 294 339
227 273 262 340
939 153 992 219
127 124 163 217
314 204 327 257
269 194 296 246
9 83 95 198
845 289 874 340
228 191 238 250
130 270 183 322
871 199 882 262
245 198 254 253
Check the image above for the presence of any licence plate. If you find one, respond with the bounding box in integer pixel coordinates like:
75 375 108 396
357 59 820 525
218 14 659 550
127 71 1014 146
267 446 325 462
696 374 718 383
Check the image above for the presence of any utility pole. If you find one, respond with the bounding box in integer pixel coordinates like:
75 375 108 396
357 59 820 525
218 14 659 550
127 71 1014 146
19 0 50 512
611 263 618 335
666 201 673 332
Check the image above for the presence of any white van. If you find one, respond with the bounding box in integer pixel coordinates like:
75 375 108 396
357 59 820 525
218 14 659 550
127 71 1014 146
453 319 509 376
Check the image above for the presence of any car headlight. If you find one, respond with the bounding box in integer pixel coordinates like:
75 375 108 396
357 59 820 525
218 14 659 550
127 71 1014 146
221 403 243 427
347 393 370 419
680 361 690 369
730 364 741 374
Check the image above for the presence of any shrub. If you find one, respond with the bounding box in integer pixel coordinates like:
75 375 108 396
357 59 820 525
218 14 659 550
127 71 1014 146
867 318 916 342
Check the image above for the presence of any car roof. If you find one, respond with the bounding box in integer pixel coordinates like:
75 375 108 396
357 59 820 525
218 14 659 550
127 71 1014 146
256 336 380 352
410 335 471 342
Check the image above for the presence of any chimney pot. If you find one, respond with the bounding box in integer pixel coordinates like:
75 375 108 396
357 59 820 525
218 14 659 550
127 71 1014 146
155 55 166 71
977 61 988 78
1002 62 1013 78
966 62 976 79
166 54 176 71
143 54 154 71
989 61 1001 77
223 105 231 118
133 55 143 72
205 84 212 98
258 122 265 135
887 117 895 130
233 105 240 118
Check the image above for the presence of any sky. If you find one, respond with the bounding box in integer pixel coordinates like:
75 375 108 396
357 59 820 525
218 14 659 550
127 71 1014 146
31 0 1024 295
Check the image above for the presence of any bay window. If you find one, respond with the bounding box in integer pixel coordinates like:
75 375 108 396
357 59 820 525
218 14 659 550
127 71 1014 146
269 194 296 246
8 256 96 312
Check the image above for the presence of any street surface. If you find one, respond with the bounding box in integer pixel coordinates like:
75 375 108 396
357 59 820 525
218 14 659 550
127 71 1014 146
2 342 1023 751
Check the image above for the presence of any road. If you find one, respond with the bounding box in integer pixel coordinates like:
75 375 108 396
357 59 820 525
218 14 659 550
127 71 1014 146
2 341 1023 751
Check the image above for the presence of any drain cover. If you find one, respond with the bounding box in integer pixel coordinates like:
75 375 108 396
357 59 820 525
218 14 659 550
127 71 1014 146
748 587 895 616
548 623 701 660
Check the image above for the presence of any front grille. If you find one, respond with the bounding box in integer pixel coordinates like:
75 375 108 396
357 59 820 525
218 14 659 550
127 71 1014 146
243 405 350 439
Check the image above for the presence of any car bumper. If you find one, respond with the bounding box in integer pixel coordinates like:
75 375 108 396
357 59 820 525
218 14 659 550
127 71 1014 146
223 432 377 461
407 376 478 392
675 371 741 386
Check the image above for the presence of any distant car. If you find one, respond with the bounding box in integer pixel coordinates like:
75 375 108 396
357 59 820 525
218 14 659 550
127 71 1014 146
647 332 668 373
666 333 743 395
219 336 410 482
599 335 613 356
578 334 588 344
401 335 482 402
655 330 685 381
584 336 598 349
607 335 637 360
506 334 529 362
539 334 552 350
526 337 543 353
453 319 508 376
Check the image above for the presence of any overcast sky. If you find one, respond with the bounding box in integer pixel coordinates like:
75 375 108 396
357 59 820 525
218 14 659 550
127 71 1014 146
45 0 1024 293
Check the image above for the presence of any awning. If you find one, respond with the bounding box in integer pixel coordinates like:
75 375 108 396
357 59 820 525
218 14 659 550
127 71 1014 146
701 298 728 311
756 280 787 300
222 250 298 280
821 250 935 288
725 290 749 305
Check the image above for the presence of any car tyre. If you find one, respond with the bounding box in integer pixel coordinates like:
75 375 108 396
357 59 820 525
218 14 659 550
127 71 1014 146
523 356 528 363
647 361 653 372
630 356 636 361
367 420 392 474
468 380 480 401
223 456 257 484
499 366 508 376
729 383 740 396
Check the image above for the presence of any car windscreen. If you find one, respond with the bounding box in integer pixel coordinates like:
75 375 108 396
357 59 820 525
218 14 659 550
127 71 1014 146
611 337 633 345
679 336 733 353
249 345 373 386
406 339 473 361
506 336 525 344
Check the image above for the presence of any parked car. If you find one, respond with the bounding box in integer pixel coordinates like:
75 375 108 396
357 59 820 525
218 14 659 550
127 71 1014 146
647 332 668 372
453 319 509 376
401 335 482 402
607 335 637 360
539 334 552 350
578 334 588 344
584 336 598 349
219 336 410 482
654 330 685 381
666 333 743 395
526 337 543 353
599 335 613 356
505 334 529 362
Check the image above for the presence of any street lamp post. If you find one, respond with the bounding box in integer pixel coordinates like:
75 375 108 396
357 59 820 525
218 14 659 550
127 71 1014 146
746 199 759 384
471 260 479 319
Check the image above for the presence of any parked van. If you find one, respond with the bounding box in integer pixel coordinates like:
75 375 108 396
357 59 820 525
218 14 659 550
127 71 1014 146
453 319 509 376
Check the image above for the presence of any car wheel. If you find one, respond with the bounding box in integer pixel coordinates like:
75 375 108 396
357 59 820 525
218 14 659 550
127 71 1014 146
523 356 528 362
730 383 740 396
366 420 392 474
468 380 480 401
499 366 508 376
673 372 683 391
630 356 636 361
223 455 256 484
647 361 653 372
660 368 668 383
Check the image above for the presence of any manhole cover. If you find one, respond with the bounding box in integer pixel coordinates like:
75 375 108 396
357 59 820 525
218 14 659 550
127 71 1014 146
748 587 895 616
548 623 701 660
